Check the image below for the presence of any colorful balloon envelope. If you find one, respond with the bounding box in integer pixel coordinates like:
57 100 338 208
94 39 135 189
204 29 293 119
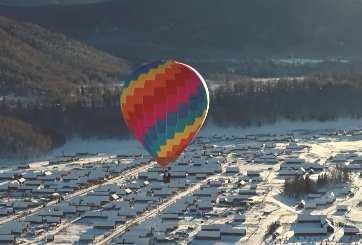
120 60 209 169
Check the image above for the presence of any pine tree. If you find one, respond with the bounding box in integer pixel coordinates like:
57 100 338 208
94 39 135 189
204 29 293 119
343 169 350 183
305 175 313 193
317 174 322 187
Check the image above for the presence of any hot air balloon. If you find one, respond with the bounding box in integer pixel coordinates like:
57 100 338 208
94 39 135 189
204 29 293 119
120 60 209 182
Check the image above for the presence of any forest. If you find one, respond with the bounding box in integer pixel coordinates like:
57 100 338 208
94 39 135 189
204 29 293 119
2 70 362 159
283 167 351 197
211 71 362 126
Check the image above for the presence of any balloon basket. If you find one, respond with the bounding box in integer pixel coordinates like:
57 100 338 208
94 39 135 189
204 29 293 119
163 172 171 184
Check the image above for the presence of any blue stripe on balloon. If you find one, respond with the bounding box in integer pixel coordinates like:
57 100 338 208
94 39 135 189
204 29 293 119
196 85 208 117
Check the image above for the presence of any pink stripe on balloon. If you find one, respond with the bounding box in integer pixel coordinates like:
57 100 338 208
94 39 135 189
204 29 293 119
155 103 167 120
166 95 178 112
177 86 189 104
144 111 156 128
186 74 201 94
127 112 143 141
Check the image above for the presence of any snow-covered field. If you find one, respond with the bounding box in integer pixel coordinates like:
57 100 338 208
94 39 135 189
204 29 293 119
43 117 362 159
48 138 147 158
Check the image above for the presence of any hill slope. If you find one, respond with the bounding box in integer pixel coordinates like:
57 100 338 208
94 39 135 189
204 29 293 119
0 15 130 101
0 0 362 61
0 115 51 159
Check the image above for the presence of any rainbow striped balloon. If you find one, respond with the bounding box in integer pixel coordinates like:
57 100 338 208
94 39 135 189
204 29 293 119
120 60 209 168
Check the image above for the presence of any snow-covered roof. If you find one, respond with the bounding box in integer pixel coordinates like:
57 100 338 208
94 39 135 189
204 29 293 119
294 224 327 234
344 227 360 234
196 230 221 239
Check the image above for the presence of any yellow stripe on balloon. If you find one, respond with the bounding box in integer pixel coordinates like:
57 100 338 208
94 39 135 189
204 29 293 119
120 61 174 104
157 109 208 158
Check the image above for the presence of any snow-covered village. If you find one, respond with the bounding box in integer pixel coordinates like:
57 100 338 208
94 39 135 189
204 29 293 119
0 121 361 245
